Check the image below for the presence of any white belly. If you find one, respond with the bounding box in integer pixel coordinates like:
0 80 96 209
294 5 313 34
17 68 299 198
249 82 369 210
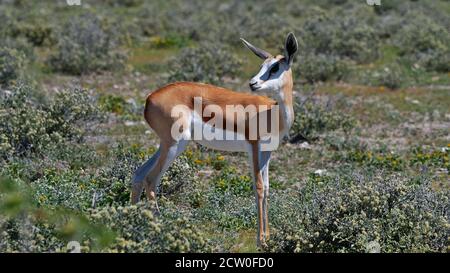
190 112 250 152
194 139 249 152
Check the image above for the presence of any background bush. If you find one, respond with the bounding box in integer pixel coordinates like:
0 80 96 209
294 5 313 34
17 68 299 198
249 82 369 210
366 63 404 89
396 12 450 72
0 47 25 86
295 53 348 84
11 18 54 47
159 155 198 196
0 177 115 253
0 38 34 61
290 95 356 142
0 0 449 254
0 84 102 158
48 13 126 75
167 42 242 85
298 12 380 64
89 203 211 252
267 172 449 253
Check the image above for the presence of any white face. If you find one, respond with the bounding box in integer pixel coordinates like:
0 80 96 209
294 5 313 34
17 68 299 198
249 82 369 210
242 33 298 94
249 57 289 94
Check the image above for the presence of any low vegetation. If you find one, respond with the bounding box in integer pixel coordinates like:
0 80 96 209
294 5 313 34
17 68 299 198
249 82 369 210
47 13 126 75
0 0 448 253
167 42 242 85
267 172 449 253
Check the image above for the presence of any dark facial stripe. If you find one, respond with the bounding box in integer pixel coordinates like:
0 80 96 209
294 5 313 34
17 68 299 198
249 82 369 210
259 61 282 81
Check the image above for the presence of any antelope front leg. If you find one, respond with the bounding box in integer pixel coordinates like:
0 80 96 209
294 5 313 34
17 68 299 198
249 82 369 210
261 151 271 239
254 171 265 246
250 143 267 247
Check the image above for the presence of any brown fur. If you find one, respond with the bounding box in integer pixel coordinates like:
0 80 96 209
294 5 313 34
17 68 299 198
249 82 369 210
144 82 279 141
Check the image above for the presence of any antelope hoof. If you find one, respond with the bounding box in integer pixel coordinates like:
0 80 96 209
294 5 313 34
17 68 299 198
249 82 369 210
257 235 268 248
257 239 268 249
152 207 161 217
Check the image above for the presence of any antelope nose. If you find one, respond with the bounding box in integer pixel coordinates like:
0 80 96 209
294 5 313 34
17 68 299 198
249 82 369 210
249 81 257 88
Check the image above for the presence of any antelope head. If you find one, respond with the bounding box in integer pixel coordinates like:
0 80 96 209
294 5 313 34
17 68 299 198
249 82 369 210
241 33 298 98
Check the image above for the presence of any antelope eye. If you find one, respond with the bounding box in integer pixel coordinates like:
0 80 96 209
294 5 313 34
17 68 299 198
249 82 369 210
270 63 279 74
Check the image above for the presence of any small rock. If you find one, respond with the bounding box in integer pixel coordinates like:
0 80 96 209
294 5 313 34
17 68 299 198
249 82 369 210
366 241 381 253
124 121 137 126
198 170 214 177
314 169 327 176
299 142 311 149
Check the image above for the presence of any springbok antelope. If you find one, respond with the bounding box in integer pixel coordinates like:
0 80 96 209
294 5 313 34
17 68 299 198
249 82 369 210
131 33 298 246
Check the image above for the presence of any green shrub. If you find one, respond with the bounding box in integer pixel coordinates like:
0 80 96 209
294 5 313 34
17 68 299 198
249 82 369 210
295 53 348 83
12 19 54 47
167 42 242 85
0 145 99 183
212 166 252 196
330 17 380 64
48 13 126 75
195 191 256 231
1 160 211 253
46 88 103 140
32 168 97 211
0 214 64 252
99 94 129 115
345 150 405 171
0 84 102 158
216 6 290 49
160 1 290 48
0 47 25 86
135 3 166 37
0 177 115 252
98 94 142 120
0 6 54 47
0 8 18 39
267 173 449 253
410 147 449 172
0 85 51 157
299 14 380 64
366 64 404 90
421 51 450 73
0 38 35 61
159 155 197 196
290 96 356 142
89 203 211 252
148 34 189 49
95 145 147 206
2 144 137 211
396 12 450 72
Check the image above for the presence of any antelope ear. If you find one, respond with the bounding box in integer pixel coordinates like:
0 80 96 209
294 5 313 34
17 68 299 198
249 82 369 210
284 32 298 66
240 38 272 60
